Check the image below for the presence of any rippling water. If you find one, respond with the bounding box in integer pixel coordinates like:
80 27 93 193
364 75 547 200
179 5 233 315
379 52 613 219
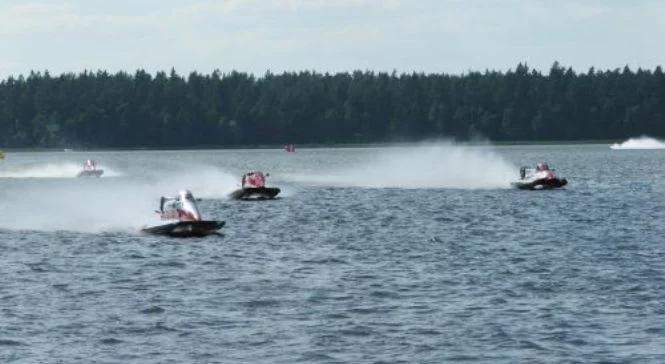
1 143 664 363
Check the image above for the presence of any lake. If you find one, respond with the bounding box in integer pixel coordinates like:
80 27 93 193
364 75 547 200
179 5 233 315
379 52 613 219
1 143 664 363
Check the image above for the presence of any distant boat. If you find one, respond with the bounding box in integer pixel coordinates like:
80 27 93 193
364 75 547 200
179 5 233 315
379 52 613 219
229 171 281 200
284 144 295 152
77 159 104 178
511 162 568 190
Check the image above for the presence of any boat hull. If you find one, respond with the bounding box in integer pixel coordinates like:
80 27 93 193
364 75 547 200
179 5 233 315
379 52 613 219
512 178 568 190
230 187 281 200
141 220 225 237
77 170 104 178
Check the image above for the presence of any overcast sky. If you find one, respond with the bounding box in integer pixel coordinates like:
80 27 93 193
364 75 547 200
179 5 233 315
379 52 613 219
0 0 663 78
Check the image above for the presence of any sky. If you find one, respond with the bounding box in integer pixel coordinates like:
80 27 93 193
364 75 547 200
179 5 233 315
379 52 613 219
0 0 663 78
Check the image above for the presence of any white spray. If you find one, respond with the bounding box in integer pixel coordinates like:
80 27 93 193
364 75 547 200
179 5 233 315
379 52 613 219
285 142 516 189
610 136 665 150
0 165 238 233
0 162 123 178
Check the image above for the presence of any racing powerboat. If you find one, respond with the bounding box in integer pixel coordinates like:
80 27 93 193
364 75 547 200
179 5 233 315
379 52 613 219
229 171 281 200
511 162 567 190
142 190 225 237
77 159 104 177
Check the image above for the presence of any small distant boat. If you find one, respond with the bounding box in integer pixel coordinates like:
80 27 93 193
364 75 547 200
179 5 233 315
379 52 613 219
77 159 104 178
230 171 281 200
142 190 224 237
284 144 295 152
511 162 567 190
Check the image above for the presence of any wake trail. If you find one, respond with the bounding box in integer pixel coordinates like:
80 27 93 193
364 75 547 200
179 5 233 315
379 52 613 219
0 165 238 233
0 162 123 178
285 142 515 189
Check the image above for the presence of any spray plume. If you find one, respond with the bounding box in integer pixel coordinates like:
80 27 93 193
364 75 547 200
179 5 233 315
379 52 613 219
610 136 665 150
286 142 515 189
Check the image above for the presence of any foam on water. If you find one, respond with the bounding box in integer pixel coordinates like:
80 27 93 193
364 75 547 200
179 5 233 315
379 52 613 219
610 136 665 150
286 142 515 189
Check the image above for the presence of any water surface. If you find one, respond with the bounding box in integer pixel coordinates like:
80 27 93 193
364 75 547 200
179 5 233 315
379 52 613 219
1 144 664 363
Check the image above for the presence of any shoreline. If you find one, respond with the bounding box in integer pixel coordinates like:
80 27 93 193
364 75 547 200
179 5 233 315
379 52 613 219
0 139 623 153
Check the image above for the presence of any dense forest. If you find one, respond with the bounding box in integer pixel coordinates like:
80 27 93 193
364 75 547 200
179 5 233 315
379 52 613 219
0 62 664 148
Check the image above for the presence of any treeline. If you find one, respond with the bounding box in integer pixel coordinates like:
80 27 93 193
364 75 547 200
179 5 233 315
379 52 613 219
1 62 664 148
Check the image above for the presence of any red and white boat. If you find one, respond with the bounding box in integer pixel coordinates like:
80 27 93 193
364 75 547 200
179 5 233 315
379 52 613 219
142 190 224 237
77 159 104 177
512 162 568 190
230 171 281 200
